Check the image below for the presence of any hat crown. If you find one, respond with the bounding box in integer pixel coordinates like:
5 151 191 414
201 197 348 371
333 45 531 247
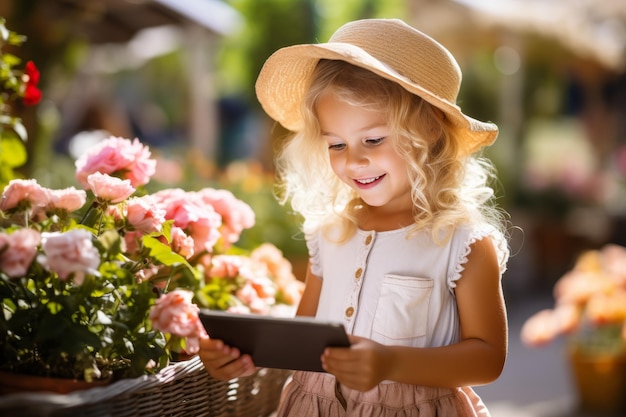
328 19 461 104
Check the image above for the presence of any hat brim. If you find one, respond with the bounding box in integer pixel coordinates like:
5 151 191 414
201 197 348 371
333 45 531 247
255 43 498 155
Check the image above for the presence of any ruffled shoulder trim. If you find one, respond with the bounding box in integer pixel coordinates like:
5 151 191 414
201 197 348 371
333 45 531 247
305 231 322 278
448 224 510 289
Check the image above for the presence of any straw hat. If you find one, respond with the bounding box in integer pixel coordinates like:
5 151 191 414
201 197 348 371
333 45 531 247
255 18 498 155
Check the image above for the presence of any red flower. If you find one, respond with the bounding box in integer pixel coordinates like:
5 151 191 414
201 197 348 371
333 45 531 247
22 60 41 106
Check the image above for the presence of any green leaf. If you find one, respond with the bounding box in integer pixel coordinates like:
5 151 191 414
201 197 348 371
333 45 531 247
150 220 174 242
0 135 28 168
142 235 190 267
46 301 63 314
6 31 25 47
98 229 124 256
1 53 21 67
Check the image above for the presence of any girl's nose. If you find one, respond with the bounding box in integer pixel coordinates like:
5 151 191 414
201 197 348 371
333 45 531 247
345 147 368 168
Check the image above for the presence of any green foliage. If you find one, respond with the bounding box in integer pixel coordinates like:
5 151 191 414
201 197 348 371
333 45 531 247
0 17 38 189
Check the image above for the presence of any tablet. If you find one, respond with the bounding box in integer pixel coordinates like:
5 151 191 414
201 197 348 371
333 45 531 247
199 309 351 372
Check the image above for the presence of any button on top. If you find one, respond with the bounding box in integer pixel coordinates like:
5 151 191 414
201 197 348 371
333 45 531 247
355 267 363 279
345 306 355 317
365 235 373 245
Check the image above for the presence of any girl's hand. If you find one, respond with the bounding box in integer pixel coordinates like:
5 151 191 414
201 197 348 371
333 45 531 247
321 335 394 392
198 337 257 380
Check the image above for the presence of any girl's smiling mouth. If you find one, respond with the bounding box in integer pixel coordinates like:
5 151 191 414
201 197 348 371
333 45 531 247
354 174 385 188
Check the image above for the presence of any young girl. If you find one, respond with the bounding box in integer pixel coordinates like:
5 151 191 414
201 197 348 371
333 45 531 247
199 18 510 417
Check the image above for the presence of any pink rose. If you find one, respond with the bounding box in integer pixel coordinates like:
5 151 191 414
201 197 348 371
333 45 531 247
153 189 222 254
250 243 295 284
0 229 41 278
75 136 156 188
152 189 195 228
87 172 136 204
152 189 201 228
185 215 222 255
249 243 303 305
236 278 276 315
149 289 207 354
170 226 195 259
47 187 87 212
0 179 49 213
39 229 100 285
198 188 255 247
209 255 246 278
105 204 124 222
126 196 166 233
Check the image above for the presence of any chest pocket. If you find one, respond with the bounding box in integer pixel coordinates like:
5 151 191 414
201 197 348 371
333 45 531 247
372 274 433 343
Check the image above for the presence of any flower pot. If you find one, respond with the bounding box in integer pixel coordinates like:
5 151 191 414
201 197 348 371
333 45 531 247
0 371 110 395
568 348 626 414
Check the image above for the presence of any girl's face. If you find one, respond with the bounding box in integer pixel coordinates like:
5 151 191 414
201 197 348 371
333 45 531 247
317 92 413 215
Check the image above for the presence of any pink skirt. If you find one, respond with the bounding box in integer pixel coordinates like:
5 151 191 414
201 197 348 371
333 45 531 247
276 371 490 417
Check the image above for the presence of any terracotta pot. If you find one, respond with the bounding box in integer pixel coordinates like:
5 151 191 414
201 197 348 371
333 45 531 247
568 348 626 414
0 370 110 395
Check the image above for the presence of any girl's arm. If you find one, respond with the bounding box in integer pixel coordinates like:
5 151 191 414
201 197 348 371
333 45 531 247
296 263 323 317
322 236 507 391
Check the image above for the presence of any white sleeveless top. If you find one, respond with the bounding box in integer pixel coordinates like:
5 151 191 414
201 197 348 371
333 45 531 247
307 223 509 349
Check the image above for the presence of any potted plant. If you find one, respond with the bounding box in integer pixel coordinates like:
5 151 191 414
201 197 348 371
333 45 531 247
521 244 626 413
0 134 303 390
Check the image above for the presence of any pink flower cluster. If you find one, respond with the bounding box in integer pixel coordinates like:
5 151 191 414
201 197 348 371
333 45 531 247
197 188 255 248
75 136 156 188
204 243 304 315
39 229 101 285
0 229 41 278
125 195 166 234
521 244 626 347
151 187 255 257
0 227 99 285
87 172 136 204
0 180 98 282
250 243 304 306
149 289 208 354
0 179 86 216
0 134 298 362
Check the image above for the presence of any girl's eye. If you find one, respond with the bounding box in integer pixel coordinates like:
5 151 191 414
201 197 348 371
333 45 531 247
365 137 384 145
328 143 345 151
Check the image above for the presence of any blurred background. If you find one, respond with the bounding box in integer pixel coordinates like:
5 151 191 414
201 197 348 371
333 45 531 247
1 0 625 415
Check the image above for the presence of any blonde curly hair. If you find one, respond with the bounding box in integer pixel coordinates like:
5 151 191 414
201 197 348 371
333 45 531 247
274 60 506 244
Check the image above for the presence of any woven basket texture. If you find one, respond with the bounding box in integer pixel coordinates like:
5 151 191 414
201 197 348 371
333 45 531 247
0 356 291 417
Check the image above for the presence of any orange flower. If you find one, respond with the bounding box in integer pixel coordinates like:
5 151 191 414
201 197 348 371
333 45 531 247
521 309 561 347
553 270 616 306
586 290 626 325
522 245 626 350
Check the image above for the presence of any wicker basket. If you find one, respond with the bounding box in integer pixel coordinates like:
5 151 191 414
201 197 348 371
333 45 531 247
0 356 291 417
